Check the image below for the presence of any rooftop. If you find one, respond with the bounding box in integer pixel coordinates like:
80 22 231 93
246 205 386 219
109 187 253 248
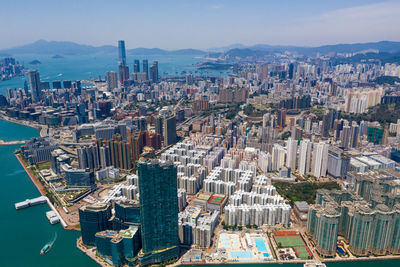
208 194 227 205
294 201 309 212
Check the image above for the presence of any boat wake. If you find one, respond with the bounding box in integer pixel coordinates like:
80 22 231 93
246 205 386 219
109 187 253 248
40 232 57 255
6 169 25 176
49 232 57 246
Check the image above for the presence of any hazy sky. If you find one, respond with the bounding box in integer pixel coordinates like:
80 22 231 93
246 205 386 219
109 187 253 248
1 0 400 50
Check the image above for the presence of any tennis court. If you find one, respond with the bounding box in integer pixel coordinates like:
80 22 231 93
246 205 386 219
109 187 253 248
294 246 312 259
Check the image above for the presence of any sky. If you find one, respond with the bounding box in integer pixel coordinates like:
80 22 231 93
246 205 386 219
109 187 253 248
1 0 400 50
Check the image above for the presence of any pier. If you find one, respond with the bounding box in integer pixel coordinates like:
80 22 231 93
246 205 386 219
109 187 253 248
15 196 67 227
0 139 27 146
15 196 47 209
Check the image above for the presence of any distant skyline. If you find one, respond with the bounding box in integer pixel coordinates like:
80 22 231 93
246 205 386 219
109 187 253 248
1 0 400 50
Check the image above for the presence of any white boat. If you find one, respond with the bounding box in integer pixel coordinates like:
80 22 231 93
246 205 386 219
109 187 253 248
304 261 326 267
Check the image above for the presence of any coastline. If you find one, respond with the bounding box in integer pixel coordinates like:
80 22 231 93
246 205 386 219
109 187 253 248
181 255 400 265
15 153 45 196
77 237 112 267
0 113 41 131
5 119 400 266
15 152 79 231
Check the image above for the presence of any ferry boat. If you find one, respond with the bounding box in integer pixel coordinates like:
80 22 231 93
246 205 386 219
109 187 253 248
40 232 57 255
40 244 51 255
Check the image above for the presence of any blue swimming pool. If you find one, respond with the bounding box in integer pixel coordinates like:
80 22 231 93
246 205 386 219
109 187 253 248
337 246 347 256
254 237 268 252
263 253 270 257
230 251 253 258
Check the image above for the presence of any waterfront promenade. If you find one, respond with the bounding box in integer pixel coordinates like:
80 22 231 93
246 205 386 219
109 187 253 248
15 154 45 196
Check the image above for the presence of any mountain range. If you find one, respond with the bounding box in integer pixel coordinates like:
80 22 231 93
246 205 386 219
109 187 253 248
0 40 205 56
1 40 400 57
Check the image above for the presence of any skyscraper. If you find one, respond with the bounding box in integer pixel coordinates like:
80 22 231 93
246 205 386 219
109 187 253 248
312 142 329 178
118 64 129 84
143 60 149 80
288 63 294 79
118 40 129 84
286 137 297 170
118 40 127 66
163 115 176 146
77 145 100 171
298 139 312 175
79 203 112 246
350 122 360 148
313 207 340 257
277 108 286 129
349 206 375 256
134 59 140 73
137 159 179 266
28 70 41 102
155 116 163 138
272 144 286 171
341 125 351 149
106 71 118 90
149 61 159 83
321 113 330 137
327 146 350 179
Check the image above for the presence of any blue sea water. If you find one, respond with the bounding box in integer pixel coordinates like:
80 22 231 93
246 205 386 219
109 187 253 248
0 119 98 267
0 53 231 95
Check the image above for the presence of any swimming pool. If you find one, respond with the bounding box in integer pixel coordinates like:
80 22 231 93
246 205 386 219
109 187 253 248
230 251 253 258
220 240 230 249
254 237 268 252
337 246 347 256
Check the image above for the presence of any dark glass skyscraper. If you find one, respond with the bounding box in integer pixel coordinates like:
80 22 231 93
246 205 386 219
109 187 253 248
79 203 112 246
137 159 179 266
118 40 127 66
155 116 163 138
143 60 149 80
134 59 140 73
28 70 41 102
163 115 177 146
149 61 158 83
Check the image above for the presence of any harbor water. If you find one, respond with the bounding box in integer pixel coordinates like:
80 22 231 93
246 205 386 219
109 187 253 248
0 53 231 95
0 119 98 267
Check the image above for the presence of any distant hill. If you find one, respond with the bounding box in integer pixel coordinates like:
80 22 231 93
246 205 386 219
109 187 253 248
207 43 247 52
330 52 400 65
2 40 400 57
218 41 400 58
0 40 115 55
0 40 206 56
127 47 205 55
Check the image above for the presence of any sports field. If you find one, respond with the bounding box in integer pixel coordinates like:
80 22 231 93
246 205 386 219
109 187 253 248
274 235 305 247
294 246 312 259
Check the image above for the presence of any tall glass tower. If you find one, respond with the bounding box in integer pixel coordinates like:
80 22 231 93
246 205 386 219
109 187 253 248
137 159 179 266
79 203 112 246
118 40 127 66
28 70 41 102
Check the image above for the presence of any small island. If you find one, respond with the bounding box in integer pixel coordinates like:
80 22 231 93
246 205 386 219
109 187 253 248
52 54 64 59
197 61 232 70
28 59 41 65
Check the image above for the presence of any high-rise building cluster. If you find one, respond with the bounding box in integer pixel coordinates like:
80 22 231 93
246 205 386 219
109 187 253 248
79 159 179 266
307 168 400 257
